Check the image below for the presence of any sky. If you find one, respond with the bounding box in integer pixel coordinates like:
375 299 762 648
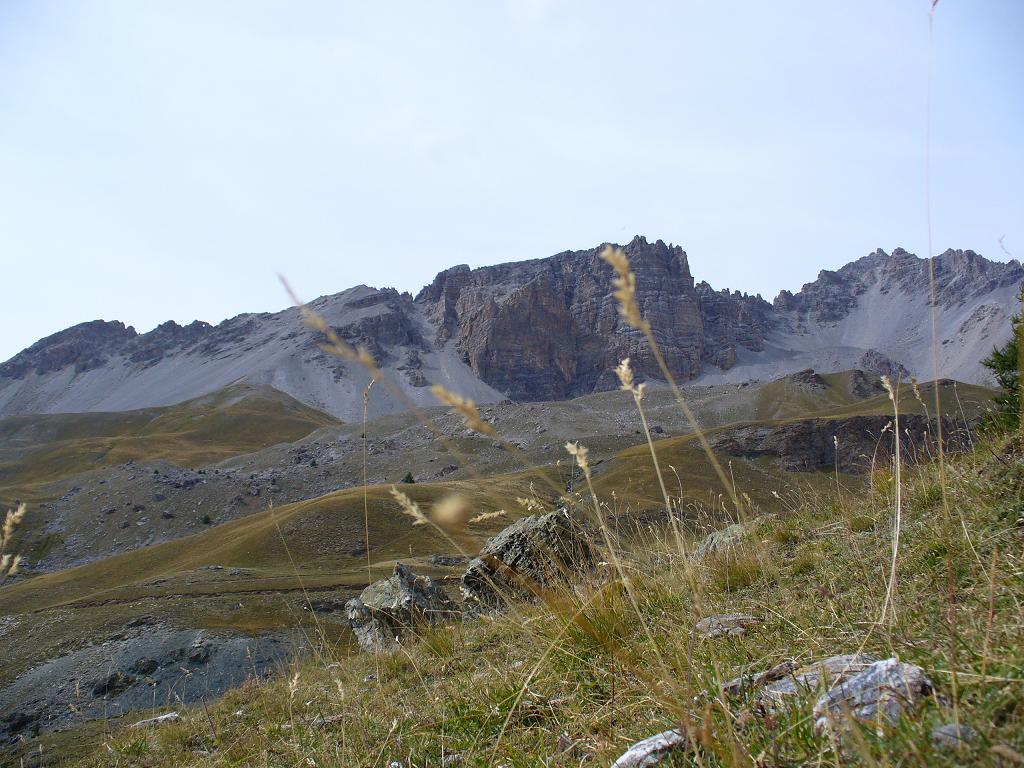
1 1 1022 362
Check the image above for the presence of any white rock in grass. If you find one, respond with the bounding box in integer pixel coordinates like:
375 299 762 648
812 658 933 732
130 712 181 728
611 729 688 768
693 613 760 639
692 522 750 559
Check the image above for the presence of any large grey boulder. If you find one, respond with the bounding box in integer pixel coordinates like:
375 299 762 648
461 509 596 607
812 657 933 732
345 563 459 653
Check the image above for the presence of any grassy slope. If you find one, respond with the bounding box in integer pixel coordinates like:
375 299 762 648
0 422 840 749
0 377 1004 765
67 432 1024 768
0 383 339 503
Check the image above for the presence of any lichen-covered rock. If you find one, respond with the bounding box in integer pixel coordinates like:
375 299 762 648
757 654 876 711
812 657 933 732
722 660 799 699
692 516 774 559
460 510 596 607
692 523 750 559
345 563 459 653
693 613 761 639
611 729 688 768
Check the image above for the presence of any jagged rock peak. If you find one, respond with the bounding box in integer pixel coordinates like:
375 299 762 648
414 235 702 400
772 246 1024 321
0 320 138 378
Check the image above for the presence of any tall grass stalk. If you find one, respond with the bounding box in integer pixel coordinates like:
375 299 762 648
880 375 903 625
601 246 741 514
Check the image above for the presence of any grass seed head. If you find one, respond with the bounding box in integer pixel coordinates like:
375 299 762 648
469 510 507 524
430 385 498 438
880 374 896 402
432 494 472 529
565 441 591 475
600 246 649 333
615 357 635 391
516 497 544 513
389 486 428 527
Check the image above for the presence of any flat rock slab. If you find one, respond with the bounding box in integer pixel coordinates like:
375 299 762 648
346 563 459 653
693 613 761 639
813 657 933 731
461 509 595 608
611 729 688 768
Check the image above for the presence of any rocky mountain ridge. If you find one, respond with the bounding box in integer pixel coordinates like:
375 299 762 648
1 237 1020 418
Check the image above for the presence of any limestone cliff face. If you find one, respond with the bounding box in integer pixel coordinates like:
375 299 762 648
695 283 773 370
417 236 706 400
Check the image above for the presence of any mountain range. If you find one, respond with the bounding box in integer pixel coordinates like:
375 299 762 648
2 236 1020 420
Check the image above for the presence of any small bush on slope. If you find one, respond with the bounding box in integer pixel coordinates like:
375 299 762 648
75 436 1023 767
981 290 1023 431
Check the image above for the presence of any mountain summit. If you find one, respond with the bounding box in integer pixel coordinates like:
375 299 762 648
2 237 1020 419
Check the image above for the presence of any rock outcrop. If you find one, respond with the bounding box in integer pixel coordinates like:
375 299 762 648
695 282 773 371
711 414 971 473
345 563 459 653
461 510 596 607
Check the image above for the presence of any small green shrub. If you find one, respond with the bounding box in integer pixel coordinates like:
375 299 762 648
791 548 818 576
911 481 943 510
706 547 776 592
848 513 876 532
771 520 800 546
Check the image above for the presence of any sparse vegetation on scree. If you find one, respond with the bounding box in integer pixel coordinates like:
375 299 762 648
7 248 1023 767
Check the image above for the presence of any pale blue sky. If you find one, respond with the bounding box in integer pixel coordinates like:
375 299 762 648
1 1 1021 361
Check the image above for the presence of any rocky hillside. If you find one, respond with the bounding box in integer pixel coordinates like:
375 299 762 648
1 237 1019 418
